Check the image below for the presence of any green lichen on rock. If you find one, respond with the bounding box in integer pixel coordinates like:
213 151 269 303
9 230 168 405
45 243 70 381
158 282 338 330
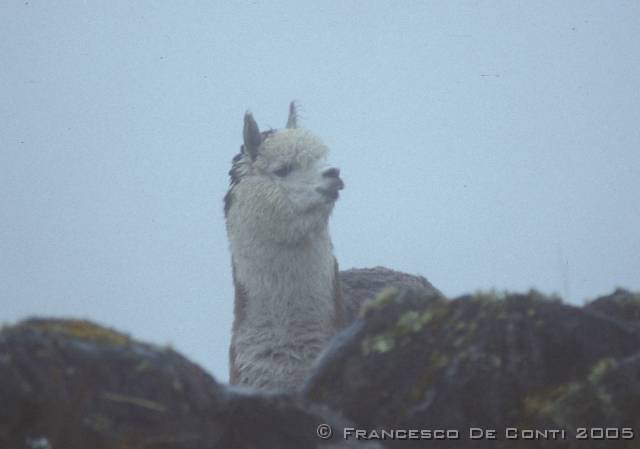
523 357 622 430
361 308 437 356
588 357 617 384
360 291 448 356
3 317 365 449
306 287 640 449
15 318 130 347
361 286 401 314
471 288 509 303
361 333 395 355
397 309 435 332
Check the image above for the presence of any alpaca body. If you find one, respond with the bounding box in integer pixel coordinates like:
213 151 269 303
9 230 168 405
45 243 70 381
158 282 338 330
225 104 344 390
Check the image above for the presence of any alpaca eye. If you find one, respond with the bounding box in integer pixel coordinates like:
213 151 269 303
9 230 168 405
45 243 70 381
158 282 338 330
273 165 293 177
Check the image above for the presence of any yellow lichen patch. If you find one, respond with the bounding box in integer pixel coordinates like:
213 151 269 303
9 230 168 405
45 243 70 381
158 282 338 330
527 359 624 428
522 382 579 418
361 287 400 315
361 333 396 355
23 319 129 347
588 358 617 384
528 289 561 303
396 310 434 333
585 358 616 411
361 302 450 357
521 360 620 429
472 289 508 303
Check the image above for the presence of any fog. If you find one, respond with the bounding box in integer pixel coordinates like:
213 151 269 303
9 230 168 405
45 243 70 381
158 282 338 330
2 1 639 380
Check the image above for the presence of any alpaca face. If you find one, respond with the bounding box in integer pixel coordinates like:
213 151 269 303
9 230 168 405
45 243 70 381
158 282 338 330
225 104 343 245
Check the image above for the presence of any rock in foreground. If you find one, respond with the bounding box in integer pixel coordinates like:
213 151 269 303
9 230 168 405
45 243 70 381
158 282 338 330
0 319 377 449
304 288 640 448
339 267 441 322
3 287 640 449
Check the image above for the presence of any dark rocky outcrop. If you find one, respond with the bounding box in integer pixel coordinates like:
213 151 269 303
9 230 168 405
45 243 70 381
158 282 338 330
305 288 640 448
583 288 640 329
3 286 640 449
339 267 441 322
0 319 379 449
0 318 220 449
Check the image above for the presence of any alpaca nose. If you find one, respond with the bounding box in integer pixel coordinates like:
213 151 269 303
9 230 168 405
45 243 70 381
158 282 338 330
323 167 340 179
322 167 344 192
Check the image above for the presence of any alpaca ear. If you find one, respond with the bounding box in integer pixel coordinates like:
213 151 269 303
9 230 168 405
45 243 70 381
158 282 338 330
243 112 262 160
286 101 297 129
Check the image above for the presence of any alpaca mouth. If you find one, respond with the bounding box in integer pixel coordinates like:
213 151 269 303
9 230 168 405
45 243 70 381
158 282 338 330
316 178 344 202
317 188 340 201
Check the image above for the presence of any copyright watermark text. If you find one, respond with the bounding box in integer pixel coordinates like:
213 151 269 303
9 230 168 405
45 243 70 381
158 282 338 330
314 425 637 441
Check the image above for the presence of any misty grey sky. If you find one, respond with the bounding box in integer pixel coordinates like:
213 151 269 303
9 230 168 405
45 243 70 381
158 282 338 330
2 1 639 380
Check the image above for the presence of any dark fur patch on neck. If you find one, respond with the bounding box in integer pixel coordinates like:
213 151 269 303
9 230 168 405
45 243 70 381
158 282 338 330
224 150 244 217
223 129 277 217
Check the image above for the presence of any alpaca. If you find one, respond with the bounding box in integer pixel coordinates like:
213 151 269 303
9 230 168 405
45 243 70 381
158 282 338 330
225 102 345 390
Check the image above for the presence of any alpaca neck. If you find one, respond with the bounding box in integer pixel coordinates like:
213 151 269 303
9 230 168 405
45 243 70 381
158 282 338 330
230 228 339 389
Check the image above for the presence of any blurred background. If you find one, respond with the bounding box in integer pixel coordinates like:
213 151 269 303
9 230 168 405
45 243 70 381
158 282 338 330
2 1 639 380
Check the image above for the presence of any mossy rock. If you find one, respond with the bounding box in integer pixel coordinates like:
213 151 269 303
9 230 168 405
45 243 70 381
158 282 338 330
11 318 132 347
584 288 640 328
304 288 640 448
0 318 379 449
339 267 441 323
0 318 221 449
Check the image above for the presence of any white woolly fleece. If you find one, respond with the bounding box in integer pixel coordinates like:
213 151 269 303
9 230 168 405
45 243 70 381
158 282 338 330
226 125 343 390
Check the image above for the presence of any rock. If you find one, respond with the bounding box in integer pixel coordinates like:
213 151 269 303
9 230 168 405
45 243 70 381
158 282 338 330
517 353 640 448
304 288 640 448
0 318 219 449
583 288 640 328
339 267 441 322
0 318 381 449
5 287 640 449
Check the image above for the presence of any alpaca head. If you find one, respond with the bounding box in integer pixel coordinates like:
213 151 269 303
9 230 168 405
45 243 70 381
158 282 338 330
225 103 344 245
